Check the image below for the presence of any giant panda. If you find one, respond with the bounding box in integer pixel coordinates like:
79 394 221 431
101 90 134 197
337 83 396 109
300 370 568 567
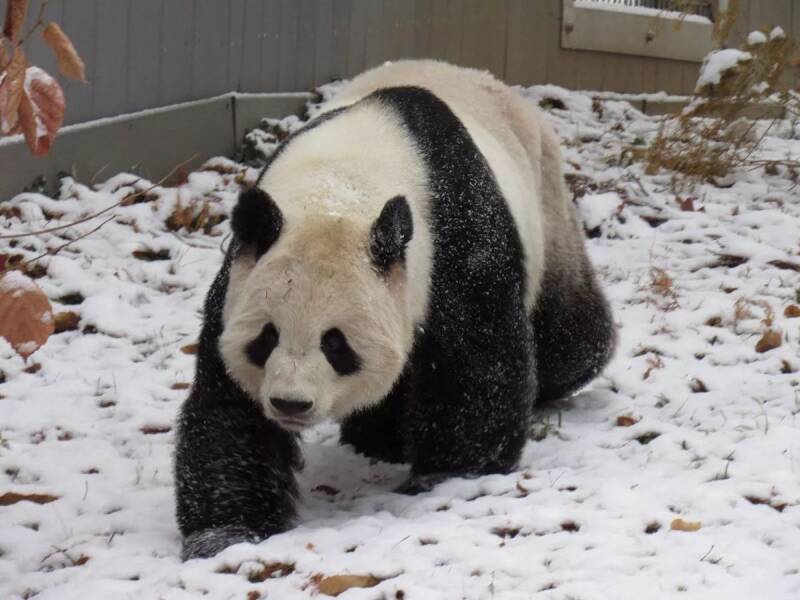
174 60 615 560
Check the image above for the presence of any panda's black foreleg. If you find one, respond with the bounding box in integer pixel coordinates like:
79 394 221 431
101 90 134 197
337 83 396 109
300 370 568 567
400 313 536 494
339 368 410 463
175 384 301 560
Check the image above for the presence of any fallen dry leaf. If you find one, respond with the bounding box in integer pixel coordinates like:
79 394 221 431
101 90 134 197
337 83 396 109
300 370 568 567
616 415 638 427
318 575 382 596
54 311 80 333
180 343 198 355
0 270 54 357
42 22 86 81
0 491 59 506
670 518 701 532
784 304 800 318
755 329 781 353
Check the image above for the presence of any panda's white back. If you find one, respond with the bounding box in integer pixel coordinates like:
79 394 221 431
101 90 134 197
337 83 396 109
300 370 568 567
319 59 548 308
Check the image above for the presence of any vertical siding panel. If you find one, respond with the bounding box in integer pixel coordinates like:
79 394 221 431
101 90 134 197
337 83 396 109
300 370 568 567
126 0 163 113
240 0 264 92
295 0 316 90
506 0 546 85
261 1 282 92
331 0 352 80
313 0 335 86
461 0 506 76
382 0 415 63
544 0 578 89
192 2 230 98
444 0 464 65
347 0 369 77
413 0 434 59
365 0 385 68
93 0 129 119
640 57 658 94
277 0 299 91
228 0 246 92
60 0 97 123
429 0 450 61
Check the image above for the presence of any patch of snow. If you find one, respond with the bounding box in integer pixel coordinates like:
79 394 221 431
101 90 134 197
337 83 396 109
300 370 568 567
696 49 752 89
770 26 786 40
747 30 767 46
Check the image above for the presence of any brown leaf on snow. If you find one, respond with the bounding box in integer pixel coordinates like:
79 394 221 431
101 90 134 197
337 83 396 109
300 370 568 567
3 0 28 42
54 311 80 333
0 270 54 358
42 22 87 82
15 66 66 156
670 518 701 532
784 304 800 318
180 343 198 355
0 46 26 134
318 574 382 596
0 491 59 506
755 329 782 353
616 414 638 427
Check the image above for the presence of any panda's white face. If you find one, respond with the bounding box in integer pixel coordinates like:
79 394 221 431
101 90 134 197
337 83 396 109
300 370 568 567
219 214 413 431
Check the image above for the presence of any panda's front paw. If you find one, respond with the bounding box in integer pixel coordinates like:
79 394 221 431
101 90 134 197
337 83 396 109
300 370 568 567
395 472 453 495
181 525 262 560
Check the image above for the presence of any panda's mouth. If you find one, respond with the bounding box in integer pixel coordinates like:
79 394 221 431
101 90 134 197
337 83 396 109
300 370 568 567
273 415 314 432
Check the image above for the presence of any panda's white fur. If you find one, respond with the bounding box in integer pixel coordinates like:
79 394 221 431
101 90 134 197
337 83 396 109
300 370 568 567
219 60 576 429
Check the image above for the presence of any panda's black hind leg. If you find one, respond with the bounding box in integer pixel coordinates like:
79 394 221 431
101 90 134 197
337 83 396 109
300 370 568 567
339 369 410 464
532 260 616 403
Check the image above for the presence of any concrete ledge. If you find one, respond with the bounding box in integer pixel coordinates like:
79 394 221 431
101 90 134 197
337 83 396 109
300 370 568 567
562 0 715 63
0 92 313 202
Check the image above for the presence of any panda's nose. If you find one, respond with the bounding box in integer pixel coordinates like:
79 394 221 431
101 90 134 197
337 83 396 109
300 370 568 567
270 397 313 416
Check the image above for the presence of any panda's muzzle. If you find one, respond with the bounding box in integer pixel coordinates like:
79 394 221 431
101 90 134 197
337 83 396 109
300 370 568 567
270 397 314 417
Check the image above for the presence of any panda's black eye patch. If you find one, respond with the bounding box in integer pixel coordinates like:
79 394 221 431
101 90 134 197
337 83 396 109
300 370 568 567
321 328 361 376
245 323 279 367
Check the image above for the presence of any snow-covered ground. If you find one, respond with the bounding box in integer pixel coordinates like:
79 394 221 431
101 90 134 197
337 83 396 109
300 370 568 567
1 84 799 600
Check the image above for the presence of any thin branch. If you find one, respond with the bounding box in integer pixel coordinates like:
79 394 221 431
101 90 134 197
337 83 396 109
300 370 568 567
0 1 48 72
0 154 198 240
23 214 116 267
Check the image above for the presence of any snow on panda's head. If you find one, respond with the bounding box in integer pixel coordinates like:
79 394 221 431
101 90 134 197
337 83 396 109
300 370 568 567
219 187 415 431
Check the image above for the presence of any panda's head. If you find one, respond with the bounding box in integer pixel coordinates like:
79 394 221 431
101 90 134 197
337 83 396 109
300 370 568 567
219 187 415 431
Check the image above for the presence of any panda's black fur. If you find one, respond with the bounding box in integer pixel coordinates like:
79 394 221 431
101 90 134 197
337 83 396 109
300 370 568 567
175 83 615 559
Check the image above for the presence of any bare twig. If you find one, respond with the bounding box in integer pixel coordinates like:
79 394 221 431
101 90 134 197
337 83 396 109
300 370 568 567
0 154 198 240
22 215 115 267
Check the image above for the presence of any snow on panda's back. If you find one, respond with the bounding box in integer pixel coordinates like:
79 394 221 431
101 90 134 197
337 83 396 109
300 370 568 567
318 60 546 309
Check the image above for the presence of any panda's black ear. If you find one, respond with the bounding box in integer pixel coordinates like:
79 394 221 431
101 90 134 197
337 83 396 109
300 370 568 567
369 195 413 272
231 187 283 258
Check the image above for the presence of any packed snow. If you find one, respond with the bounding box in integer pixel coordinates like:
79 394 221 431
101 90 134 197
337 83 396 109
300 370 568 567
1 83 800 600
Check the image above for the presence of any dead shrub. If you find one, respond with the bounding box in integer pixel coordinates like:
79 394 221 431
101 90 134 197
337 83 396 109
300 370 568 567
644 14 798 183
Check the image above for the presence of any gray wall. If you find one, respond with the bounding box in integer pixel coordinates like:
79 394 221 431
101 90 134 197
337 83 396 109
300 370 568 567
2 0 798 126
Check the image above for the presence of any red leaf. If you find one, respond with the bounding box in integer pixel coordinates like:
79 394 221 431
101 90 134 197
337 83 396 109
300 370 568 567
42 22 86 82
3 0 28 43
0 46 26 134
16 66 65 156
677 196 695 212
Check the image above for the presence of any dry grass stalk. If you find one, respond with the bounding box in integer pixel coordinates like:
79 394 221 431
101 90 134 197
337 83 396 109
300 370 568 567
645 14 797 183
